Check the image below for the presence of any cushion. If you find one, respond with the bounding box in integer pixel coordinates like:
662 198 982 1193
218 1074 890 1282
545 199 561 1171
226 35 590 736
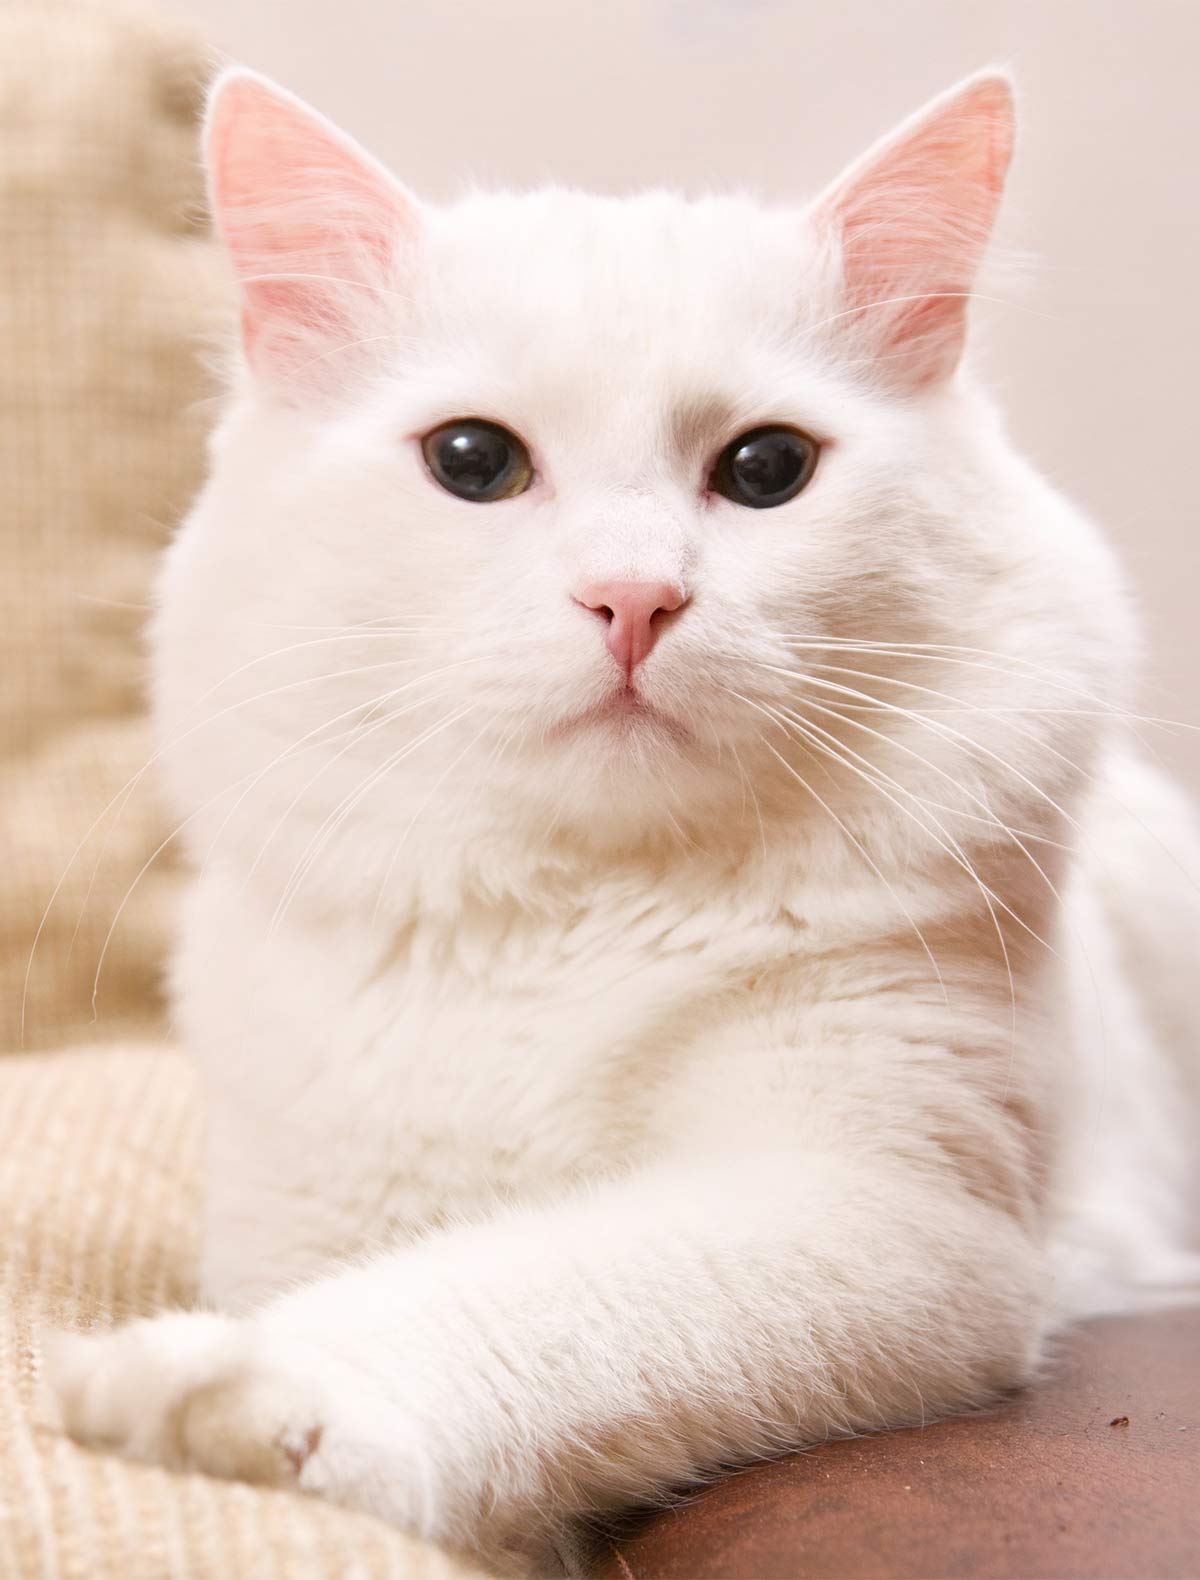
0 0 223 1054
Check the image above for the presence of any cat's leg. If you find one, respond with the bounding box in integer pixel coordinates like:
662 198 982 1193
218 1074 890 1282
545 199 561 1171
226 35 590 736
196 1116 365 1313
174 877 408 1313
47 1147 1045 1561
197 1174 347 1314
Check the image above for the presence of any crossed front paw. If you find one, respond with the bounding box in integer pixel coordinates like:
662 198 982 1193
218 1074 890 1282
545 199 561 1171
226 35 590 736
43 1308 541 1566
43 1313 335 1493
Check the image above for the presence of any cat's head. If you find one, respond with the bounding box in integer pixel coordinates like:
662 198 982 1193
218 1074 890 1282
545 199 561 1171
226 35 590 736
155 69 1126 907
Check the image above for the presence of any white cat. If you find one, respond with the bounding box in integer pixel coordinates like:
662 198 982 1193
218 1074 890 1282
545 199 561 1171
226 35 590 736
48 65 1200 1568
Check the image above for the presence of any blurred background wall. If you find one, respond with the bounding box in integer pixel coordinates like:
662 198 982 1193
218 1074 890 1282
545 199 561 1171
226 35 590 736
179 0 1200 790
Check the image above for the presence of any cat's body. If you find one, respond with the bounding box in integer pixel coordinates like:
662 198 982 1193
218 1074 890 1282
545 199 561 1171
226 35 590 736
49 69 1199 1568
181 740 1200 1323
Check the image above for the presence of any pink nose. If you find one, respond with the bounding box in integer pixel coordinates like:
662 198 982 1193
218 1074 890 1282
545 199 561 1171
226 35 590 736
576 580 686 677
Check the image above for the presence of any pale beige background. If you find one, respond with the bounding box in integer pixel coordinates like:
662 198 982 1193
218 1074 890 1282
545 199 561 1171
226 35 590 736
178 0 1200 790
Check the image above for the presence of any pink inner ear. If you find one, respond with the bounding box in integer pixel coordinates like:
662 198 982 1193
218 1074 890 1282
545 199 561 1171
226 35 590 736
206 73 416 386
822 76 1014 388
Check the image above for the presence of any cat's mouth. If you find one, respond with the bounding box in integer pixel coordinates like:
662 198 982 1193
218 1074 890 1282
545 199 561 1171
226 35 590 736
554 685 690 745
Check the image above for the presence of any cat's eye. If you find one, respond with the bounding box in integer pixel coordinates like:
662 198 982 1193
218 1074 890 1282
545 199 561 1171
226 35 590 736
710 426 819 509
421 418 534 502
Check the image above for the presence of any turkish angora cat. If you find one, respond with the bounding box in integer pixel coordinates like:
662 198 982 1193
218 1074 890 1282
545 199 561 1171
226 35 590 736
48 64 1200 1568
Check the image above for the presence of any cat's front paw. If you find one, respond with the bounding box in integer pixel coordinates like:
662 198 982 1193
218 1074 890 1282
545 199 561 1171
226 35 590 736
43 1314 340 1497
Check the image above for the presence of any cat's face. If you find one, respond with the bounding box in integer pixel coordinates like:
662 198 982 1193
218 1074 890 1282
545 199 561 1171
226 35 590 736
156 70 1122 892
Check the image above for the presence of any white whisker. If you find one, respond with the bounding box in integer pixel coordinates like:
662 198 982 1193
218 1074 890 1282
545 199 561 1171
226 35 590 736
219 677 471 889
270 701 482 932
765 662 1086 840
770 696 1053 962
236 270 415 305
723 687 949 1003
371 713 503 925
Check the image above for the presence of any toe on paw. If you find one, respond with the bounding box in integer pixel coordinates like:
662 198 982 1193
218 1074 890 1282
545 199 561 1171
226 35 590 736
181 1373 321 1488
280 1422 323 1477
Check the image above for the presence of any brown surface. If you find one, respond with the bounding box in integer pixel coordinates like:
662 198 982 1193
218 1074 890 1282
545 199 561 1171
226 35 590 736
591 1309 1200 1580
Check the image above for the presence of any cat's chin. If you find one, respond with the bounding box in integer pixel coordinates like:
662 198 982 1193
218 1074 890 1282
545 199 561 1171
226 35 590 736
550 686 691 749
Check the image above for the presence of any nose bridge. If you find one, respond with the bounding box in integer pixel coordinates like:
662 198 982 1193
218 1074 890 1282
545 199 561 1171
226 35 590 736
565 485 694 591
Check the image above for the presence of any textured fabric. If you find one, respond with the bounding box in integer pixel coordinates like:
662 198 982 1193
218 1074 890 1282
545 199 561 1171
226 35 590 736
0 0 226 1053
0 3 488 1575
0 1044 491 1580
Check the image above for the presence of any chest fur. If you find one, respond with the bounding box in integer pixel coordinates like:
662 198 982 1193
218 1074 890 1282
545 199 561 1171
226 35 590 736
179 874 799 1231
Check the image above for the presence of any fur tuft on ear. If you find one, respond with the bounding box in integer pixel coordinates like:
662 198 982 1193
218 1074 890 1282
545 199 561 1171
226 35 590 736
814 71 1015 390
205 69 419 397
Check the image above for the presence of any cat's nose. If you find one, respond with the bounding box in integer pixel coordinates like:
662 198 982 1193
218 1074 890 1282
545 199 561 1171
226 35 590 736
575 580 687 677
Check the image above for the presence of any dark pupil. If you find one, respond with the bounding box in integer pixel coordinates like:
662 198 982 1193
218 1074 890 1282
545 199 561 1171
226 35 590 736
437 425 512 496
731 431 807 503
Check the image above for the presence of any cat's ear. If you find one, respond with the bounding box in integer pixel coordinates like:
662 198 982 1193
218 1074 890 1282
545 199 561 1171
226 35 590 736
205 69 419 396
813 71 1014 389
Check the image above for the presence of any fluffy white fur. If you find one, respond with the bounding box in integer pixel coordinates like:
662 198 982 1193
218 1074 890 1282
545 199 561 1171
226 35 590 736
47 66 1200 1570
